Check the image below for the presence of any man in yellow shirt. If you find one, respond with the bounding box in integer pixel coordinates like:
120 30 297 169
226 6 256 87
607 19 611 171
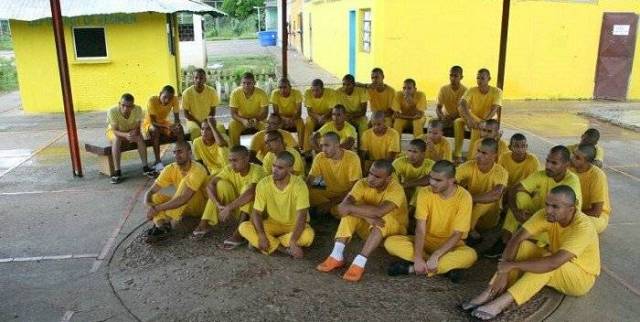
436 65 467 129
143 85 183 170
239 151 315 257
249 113 298 161
229 72 269 146
106 93 155 184
143 141 208 243
392 78 428 138
192 146 266 247
317 160 408 282
456 138 508 242
192 117 229 175
359 111 400 172
499 133 540 190
392 139 434 208
338 74 369 140
261 130 305 176
570 144 611 233
367 68 395 127
464 186 599 320
271 78 304 145
455 68 503 160
384 160 477 283
467 119 508 162
568 128 604 168
307 132 362 218
303 79 337 154
311 105 357 152
181 68 224 140
418 119 452 162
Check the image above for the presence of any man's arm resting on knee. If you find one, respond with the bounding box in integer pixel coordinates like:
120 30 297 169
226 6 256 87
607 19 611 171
230 108 248 125
431 231 463 261
155 187 195 212
507 183 532 222
183 109 199 124
458 100 477 128
226 184 257 211
403 175 430 189
583 202 604 218
340 137 355 150
289 209 308 246
500 249 575 275
338 196 396 219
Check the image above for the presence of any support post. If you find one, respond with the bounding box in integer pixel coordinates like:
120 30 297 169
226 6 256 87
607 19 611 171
281 0 288 78
496 0 511 90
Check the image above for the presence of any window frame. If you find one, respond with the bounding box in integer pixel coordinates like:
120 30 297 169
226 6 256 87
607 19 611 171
361 9 372 53
72 26 109 60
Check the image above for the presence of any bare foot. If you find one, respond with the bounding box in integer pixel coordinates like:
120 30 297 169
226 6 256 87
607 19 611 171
471 293 513 320
461 288 494 311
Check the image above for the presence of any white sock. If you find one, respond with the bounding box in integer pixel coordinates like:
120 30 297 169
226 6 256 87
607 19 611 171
329 242 345 261
352 254 368 268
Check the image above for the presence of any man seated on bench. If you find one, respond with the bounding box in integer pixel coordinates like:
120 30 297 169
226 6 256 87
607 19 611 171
106 93 156 184
229 72 269 146
182 68 225 140
142 85 183 171
144 141 208 243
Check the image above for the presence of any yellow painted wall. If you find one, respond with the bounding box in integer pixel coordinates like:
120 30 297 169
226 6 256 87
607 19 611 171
11 13 178 113
305 0 640 100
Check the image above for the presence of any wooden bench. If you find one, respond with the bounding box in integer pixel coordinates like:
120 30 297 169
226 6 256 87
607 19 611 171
85 134 190 176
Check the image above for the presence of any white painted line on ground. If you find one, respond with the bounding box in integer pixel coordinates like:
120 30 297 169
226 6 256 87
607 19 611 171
60 310 75 322
0 188 116 196
0 131 66 179
602 265 640 297
0 253 97 264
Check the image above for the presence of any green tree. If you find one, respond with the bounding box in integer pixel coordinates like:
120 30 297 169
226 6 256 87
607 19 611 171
221 0 265 20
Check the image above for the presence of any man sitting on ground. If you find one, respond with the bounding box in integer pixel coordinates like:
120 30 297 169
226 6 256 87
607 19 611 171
262 130 305 176
385 160 477 283
568 128 604 168
570 144 611 233
144 142 208 242
192 117 229 175
463 186 599 320
419 119 452 162
392 139 434 208
359 111 401 172
317 160 408 282
106 93 156 184
238 151 315 258
311 105 357 152
249 113 298 161
467 119 508 162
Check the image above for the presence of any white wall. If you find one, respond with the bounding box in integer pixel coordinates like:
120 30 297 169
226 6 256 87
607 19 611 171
179 14 206 68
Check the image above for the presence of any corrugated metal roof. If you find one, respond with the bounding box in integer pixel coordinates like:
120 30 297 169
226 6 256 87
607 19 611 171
0 0 227 21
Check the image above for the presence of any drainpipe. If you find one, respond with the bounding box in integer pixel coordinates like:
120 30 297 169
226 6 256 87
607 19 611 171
49 0 83 177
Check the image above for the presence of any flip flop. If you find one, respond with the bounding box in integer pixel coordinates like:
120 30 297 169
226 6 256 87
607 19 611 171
471 308 498 320
220 239 246 250
460 301 481 312
191 230 213 239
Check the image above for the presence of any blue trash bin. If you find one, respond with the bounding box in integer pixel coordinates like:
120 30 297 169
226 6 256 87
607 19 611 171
257 31 277 47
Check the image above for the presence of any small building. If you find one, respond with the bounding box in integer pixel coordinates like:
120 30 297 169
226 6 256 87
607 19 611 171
178 13 208 69
0 0 225 113
302 0 639 100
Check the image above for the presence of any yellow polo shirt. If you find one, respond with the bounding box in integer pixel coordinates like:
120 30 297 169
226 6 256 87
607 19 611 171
337 86 369 114
192 137 229 175
437 84 467 116
217 163 266 195
368 85 396 113
392 91 428 114
309 150 362 193
254 175 310 225
106 105 143 135
304 88 337 115
392 156 435 183
249 129 298 160
499 152 540 187
144 95 179 127
461 86 502 119
349 177 408 227
523 210 600 276
181 85 219 122
229 87 269 118
455 160 508 196
417 135 452 161
270 89 303 117
155 162 208 192
318 121 357 144
262 147 305 176
415 185 473 240
360 128 400 160
571 166 611 217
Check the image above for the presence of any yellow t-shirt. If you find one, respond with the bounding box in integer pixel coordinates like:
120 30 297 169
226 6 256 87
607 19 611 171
337 86 369 114
144 95 179 127
392 156 435 184
253 175 310 225
521 170 583 210
155 162 208 192
107 105 143 133
455 160 508 196
360 128 400 160
249 129 298 160
270 89 303 117
437 84 467 116
392 91 428 114
304 88 337 115
468 138 509 161
499 152 540 187
523 210 600 276
568 144 605 164
192 137 229 175
571 166 611 217
181 85 219 123
368 85 396 113
349 177 408 227
229 87 269 118
461 86 502 119
217 163 266 195
262 147 305 176
309 150 362 193
415 185 473 240
318 121 357 144
417 135 453 162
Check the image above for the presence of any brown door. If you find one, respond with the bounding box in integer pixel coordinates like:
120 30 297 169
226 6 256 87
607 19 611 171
594 13 638 100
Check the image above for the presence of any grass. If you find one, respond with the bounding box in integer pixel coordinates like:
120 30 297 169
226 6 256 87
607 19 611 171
0 35 12 51
203 14 260 41
207 55 276 78
0 57 18 92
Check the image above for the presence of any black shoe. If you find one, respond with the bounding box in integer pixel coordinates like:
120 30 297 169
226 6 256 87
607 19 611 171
466 234 483 247
387 260 412 276
143 166 158 178
145 225 170 243
446 269 463 284
483 240 506 259
110 170 122 184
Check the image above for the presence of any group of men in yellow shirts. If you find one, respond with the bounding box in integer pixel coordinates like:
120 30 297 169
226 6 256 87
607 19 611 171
107 66 609 320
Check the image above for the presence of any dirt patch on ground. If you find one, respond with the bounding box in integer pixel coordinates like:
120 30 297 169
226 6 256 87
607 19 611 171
109 218 561 321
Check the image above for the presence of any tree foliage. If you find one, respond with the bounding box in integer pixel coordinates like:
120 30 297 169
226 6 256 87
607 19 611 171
221 0 265 20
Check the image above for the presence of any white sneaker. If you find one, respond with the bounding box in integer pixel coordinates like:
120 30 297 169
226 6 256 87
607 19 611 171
153 162 164 171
